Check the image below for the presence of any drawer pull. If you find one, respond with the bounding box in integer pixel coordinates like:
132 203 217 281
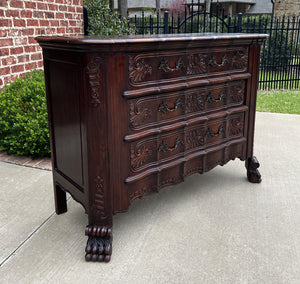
209 55 228 67
158 98 183 114
158 138 184 152
206 126 224 137
206 92 226 103
158 58 185 73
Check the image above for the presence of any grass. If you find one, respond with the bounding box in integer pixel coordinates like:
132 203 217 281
256 89 300 114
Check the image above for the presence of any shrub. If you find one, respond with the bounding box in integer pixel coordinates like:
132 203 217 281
0 70 50 158
83 0 134 36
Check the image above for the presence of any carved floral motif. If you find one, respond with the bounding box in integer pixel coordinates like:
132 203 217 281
229 115 244 136
232 49 248 69
185 92 205 113
86 57 102 107
129 56 152 84
230 82 245 103
187 54 207 75
185 128 205 150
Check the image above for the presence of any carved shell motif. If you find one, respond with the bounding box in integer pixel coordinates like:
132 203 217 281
129 101 152 128
129 56 152 84
131 144 152 170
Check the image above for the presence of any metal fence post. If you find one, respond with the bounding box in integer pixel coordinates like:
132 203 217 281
164 11 169 34
83 7 89 35
237 12 243 33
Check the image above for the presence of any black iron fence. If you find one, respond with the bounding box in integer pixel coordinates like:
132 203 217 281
130 4 300 90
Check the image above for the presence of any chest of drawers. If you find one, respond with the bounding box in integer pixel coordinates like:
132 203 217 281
36 33 267 262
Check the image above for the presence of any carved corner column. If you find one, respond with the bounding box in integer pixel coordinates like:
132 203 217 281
84 54 113 262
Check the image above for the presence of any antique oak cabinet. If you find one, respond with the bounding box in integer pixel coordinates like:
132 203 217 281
36 33 267 262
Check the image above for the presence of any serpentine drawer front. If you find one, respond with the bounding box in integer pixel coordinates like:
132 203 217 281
36 33 267 263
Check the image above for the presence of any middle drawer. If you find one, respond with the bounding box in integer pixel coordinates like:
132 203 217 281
128 80 246 131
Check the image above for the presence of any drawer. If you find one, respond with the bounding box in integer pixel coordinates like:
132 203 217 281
128 80 246 130
128 47 249 87
129 111 245 172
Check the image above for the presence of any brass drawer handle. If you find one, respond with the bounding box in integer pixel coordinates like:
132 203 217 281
158 138 184 152
158 98 183 114
206 126 224 137
206 92 226 103
158 58 185 72
208 55 228 67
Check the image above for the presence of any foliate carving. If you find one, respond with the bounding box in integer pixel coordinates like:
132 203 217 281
92 176 106 217
185 128 205 150
159 176 182 187
129 101 152 128
232 50 248 69
131 144 152 170
230 82 245 103
86 57 102 107
129 56 152 84
229 115 244 136
187 54 207 75
129 185 158 202
185 92 205 113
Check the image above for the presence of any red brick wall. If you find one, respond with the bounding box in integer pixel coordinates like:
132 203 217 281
0 0 84 89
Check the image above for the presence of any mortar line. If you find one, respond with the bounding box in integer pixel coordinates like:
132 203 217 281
0 196 71 267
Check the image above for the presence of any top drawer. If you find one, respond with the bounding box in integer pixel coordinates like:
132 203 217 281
128 46 249 88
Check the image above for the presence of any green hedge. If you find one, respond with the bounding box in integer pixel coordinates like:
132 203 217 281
0 70 50 158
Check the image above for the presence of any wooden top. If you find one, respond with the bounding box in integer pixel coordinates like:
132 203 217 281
36 33 268 45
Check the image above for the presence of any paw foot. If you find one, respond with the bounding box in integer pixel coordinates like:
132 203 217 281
246 156 262 183
85 225 112 262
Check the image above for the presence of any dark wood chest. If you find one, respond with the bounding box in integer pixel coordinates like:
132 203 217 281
36 33 267 262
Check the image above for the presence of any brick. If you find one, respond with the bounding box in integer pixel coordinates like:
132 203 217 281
7 29 21 37
40 20 50 27
56 27 65 34
22 28 35 36
10 0 23 8
45 12 55 18
60 20 68 26
12 64 25 73
30 53 42 61
0 19 12 27
55 0 64 3
28 37 37 44
18 54 29 63
0 66 10 76
25 1 36 9
50 20 59 26
68 6 75 13
27 19 39 26
56 12 64 19
48 3 58 11
59 5 67 11
24 45 36 53
65 12 73 19
35 28 46 35
0 9 4 17
14 37 27 45
0 38 13 47
0 29 7 37
25 62 37 70
33 11 44 18
13 19 26 27
37 60 44 68
10 46 24 54
76 6 83 13
0 48 9 56
37 3 48 10
0 0 8 7
2 56 16 66
5 10 20 17
45 28 56 34
20 10 33 18
69 20 76 26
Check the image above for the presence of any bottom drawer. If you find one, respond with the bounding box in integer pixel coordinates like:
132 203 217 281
127 140 246 202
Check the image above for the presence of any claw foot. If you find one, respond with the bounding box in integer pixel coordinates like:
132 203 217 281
246 156 262 183
85 225 112 262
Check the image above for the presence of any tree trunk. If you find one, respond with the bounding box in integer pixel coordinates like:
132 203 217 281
118 0 128 18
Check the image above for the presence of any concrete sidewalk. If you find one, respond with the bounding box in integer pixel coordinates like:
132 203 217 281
0 112 299 284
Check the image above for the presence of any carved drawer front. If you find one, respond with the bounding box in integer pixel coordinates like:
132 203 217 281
128 80 246 130
129 111 245 172
128 47 248 87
